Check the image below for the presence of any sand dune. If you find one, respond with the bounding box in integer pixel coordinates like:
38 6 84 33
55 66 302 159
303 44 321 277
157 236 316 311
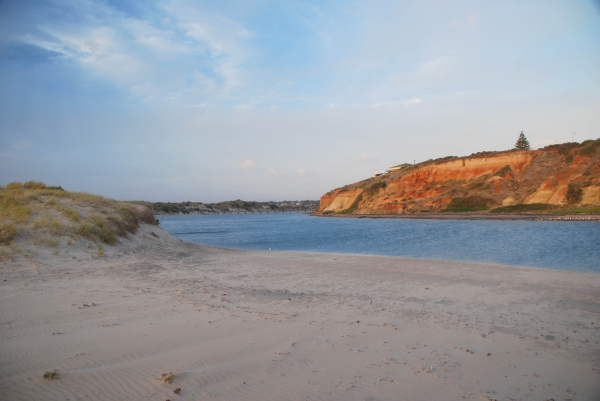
1 224 599 400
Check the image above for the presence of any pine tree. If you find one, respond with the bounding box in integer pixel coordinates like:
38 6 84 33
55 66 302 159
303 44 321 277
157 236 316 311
514 131 531 150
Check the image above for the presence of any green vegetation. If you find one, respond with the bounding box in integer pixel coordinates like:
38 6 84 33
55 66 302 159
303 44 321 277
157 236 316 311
490 203 552 213
514 131 531 151
0 182 157 253
441 196 494 212
493 165 513 178
364 181 386 197
152 199 319 214
566 183 583 204
551 206 600 215
43 370 59 380
579 139 600 157
338 194 363 214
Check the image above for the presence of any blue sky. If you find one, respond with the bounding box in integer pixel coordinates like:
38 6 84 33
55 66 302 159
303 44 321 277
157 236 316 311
1 0 599 202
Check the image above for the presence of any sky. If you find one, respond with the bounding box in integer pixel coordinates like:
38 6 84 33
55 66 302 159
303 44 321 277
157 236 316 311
1 0 599 202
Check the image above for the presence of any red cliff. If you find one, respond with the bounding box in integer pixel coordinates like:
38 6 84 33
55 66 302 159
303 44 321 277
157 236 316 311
318 140 600 215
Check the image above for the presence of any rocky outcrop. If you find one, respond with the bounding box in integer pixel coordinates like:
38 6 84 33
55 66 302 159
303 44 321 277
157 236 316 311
318 140 600 214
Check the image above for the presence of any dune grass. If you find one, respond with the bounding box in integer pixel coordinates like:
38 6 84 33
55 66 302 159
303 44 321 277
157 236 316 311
0 182 157 253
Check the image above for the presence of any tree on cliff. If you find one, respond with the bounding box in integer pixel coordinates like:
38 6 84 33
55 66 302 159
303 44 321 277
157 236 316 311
514 131 531 150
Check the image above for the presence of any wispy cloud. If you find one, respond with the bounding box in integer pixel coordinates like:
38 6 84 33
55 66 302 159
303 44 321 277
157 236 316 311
403 98 423 106
13 0 253 104
239 159 257 170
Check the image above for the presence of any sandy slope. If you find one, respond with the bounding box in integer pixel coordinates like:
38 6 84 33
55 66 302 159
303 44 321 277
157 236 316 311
1 224 599 400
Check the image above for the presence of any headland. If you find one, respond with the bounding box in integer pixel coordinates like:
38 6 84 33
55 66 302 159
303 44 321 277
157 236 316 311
316 139 600 218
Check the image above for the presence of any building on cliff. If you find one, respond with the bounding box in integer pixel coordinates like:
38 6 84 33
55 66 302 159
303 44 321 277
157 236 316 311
386 164 411 173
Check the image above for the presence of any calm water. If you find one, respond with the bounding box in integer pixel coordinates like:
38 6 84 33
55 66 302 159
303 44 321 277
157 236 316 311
158 213 600 272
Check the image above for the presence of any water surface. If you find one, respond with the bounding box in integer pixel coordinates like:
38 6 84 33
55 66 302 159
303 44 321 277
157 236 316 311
158 213 600 272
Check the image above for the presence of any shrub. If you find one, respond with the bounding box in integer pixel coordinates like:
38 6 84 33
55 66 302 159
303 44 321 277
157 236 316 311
364 181 386 197
566 184 583 204
490 203 553 213
43 370 59 380
441 196 494 212
579 142 598 157
493 165 513 177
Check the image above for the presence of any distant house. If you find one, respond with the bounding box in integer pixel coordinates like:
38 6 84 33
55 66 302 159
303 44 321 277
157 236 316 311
386 163 411 173
372 170 383 177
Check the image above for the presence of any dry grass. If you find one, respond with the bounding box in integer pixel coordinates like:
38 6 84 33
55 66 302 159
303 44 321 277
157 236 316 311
0 182 157 250
157 372 176 384
0 222 17 245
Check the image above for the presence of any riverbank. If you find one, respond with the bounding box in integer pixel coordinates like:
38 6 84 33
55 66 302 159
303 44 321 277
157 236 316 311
317 212 600 221
1 224 599 400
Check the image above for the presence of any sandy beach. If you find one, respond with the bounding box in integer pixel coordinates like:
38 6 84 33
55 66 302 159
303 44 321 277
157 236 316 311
1 224 599 401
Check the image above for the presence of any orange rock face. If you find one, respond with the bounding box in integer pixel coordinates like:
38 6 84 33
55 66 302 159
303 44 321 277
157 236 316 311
319 141 600 214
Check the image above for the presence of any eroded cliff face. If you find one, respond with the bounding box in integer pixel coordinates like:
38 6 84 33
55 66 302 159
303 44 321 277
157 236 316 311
319 140 600 214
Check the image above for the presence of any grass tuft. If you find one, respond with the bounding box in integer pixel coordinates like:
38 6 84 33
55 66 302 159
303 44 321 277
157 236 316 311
0 222 17 244
43 370 59 380
95 244 105 258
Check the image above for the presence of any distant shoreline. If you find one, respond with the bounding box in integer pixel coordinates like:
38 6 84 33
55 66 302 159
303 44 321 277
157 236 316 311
155 210 314 216
318 212 600 221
